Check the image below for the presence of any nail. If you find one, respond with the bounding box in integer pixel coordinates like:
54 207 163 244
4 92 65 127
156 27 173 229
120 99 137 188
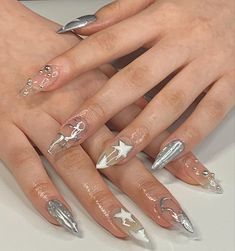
96 139 133 169
182 154 223 194
155 197 194 235
112 208 151 247
152 140 185 170
47 200 81 237
20 65 59 97
48 116 87 155
57 15 97 34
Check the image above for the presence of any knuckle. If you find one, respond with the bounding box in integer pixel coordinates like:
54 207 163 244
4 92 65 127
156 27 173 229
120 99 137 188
89 189 113 208
129 125 151 145
124 64 150 89
55 147 88 173
86 101 107 122
13 149 36 170
29 181 52 200
203 99 226 120
92 30 118 52
182 124 202 142
159 88 186 113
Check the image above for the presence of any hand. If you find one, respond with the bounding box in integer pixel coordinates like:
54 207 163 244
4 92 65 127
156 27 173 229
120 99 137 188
26 0 235 170
0 0 210 244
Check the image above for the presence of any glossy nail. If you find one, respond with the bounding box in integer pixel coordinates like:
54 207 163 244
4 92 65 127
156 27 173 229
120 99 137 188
155 197 194 235
48 116 87 155
20 65 59 96
112 208 151 246
152 140 185 170
96 140 133 169
57 15 97 34
182 154 223 194
47 200 81 236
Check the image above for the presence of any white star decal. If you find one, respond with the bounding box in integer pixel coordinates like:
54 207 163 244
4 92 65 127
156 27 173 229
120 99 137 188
113 140 133 158
114 208 135 227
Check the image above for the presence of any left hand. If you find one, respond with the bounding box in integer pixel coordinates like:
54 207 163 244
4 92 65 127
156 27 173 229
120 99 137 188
21 0 235 169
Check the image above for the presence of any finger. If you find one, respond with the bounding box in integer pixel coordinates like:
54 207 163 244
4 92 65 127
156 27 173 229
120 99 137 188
109 103 223 194
21 8 167 94
18 112 152 243
58 0 154 35
96 58 217 168
155 72 235 169
0 122 81 235
48 38 190 155
82 126 195 235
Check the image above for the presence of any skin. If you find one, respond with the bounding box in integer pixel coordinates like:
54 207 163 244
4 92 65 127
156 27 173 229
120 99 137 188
0 0 221 240
42 0 235 167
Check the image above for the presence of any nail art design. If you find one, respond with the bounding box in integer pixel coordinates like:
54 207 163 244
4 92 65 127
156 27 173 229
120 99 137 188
57 15 97 34
47 200 80 236
20 65 59 96
152 140 185 170
112 208 150 245
96 140 133 169
156 197 194 234
182 155 223 194
48 116 87 155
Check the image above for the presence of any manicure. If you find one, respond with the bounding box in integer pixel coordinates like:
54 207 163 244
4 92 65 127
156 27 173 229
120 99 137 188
112 208 151 246
47 200 81 237
155 197 194 235
48 116 87 155
20 65 59 97
182 154 223 194
152 140 185 170
96 139 133 169
57 15 97 34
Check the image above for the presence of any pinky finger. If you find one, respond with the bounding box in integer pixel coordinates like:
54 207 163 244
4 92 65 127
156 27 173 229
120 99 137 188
153 73 235 171
0 122 80 236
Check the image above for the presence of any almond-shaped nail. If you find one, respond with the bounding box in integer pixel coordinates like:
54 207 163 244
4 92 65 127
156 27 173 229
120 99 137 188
112 208 151 247
155 197 194 235
152 140 185 170
20 65 59 97
47 200 81 237
57 15 97 34
96 139 133 169
48 116 87 155
181 154 223 194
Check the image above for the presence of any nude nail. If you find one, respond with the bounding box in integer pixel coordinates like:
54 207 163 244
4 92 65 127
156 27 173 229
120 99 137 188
20 65 59 96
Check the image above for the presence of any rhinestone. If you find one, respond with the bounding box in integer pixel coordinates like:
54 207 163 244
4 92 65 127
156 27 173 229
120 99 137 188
44 65 51 73
202 170 209 177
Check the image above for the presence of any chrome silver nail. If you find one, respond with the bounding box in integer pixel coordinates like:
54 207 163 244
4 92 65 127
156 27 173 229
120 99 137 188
47 200 81 237
159 197 194 234
152 140 185 170
57 15 97 34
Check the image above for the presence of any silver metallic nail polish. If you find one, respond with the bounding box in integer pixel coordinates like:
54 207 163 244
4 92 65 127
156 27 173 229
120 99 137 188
47 200 81 237
159 197 194 234
57 15 97 34
152 140 185 170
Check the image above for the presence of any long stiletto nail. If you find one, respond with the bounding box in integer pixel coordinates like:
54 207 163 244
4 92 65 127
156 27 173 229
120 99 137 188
48 116 87 155
20 65 59 96
57 15 97 34
96 139 133 169
155 197 194 235
181 154 223 194
152 140 185 170
47 200 81 236
112 208 151 246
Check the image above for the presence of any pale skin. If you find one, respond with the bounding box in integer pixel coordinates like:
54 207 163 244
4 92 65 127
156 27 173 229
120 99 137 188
1 0 217 239
40 0 235 166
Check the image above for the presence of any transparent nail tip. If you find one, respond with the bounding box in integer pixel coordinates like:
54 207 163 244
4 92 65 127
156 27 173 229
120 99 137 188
112 208 151 247
202 177 223 194
57 15 97 34
152 140 185 170
47 200 81 237
48 133 68 155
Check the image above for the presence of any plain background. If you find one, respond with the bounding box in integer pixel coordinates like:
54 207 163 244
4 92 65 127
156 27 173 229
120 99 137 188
0 1 234 251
